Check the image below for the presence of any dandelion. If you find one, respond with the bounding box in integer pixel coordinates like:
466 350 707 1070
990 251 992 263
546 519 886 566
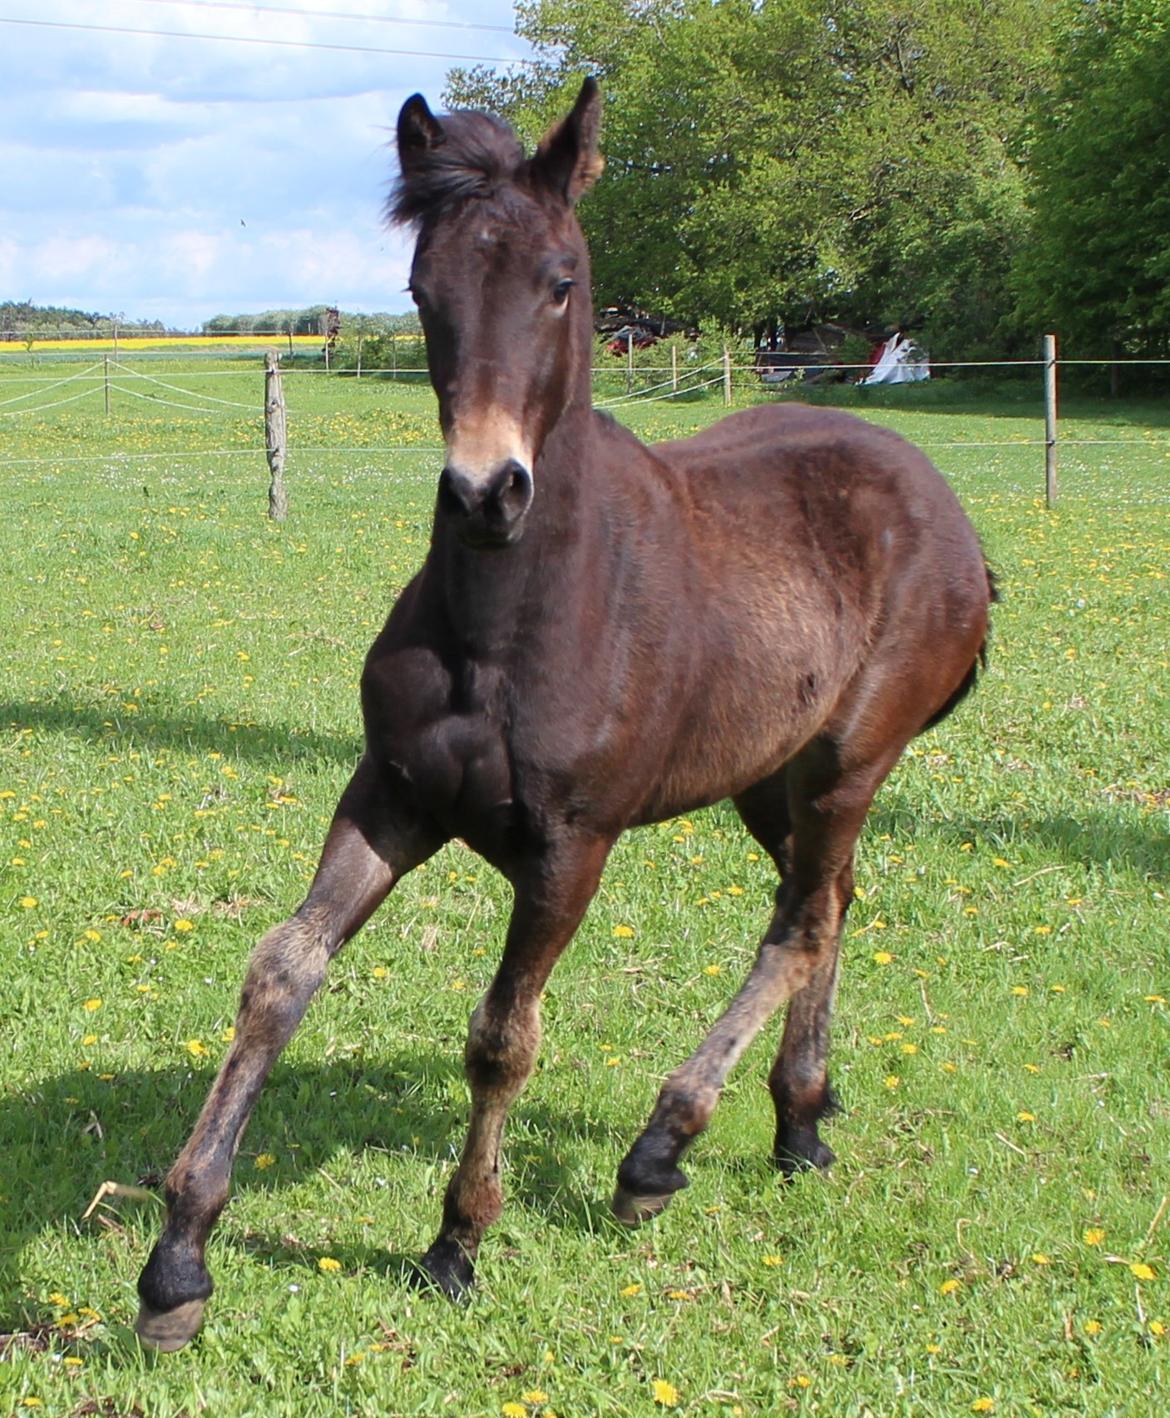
1150 1321 1166 1336
762 1254 783 1267
521 1391 549 1405
1031 1253 1051 1265
254 1153 276 1170
174 918 195 933
1016 1111 1036 1123
612 924 635 939
186 1039 209 1058
1083 1228 1105 1246
1084 1319 1103 1335
83 998 102 1012
884 1074 900 1090
971 1399 995 1413
651 1378 679 1407
502 1405 528 1417
372 965 388 979
317 1256 342 1273
940 1278 961 1295
873 950 894 965
1130 1262 1157 1281
620 1282 642 1297
19 895 38 909
703 963 722 976
1011 985 1029 997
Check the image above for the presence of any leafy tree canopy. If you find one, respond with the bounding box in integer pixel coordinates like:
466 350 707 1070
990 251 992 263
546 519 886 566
1016 0 1170 359
447 0 1051 356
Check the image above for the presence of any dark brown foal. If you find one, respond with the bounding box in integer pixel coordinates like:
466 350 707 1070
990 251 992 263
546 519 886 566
136 79 994 1349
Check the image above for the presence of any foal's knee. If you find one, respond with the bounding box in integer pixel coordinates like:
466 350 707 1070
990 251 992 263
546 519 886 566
464 997 540 1097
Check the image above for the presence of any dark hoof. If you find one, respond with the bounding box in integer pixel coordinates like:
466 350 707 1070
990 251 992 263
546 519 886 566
135 1297 206 1352
773 1129 836 1178
409 1238 475 1301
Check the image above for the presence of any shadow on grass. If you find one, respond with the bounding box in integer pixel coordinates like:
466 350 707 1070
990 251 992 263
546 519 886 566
0 696 361 767
868 797 1168 880
0 1051 621 1334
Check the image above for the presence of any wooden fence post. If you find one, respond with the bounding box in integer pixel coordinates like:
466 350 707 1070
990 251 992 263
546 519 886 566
671 344 678 392
626 331 634 395
103 354 110 416
265 351 288 521
723 347 732 406
1044 333 1058 508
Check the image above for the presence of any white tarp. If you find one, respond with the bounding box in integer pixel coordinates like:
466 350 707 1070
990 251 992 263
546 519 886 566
862 333 929 385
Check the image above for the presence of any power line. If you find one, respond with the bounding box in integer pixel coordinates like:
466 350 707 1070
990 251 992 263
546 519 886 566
0 14 536 64
129 0 515 36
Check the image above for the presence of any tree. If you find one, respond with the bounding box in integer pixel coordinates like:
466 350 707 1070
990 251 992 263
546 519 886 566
1016 0 1170 363
446 0 1050 355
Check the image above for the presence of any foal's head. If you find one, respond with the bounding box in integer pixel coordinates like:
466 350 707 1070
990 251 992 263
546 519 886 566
390 80 603 548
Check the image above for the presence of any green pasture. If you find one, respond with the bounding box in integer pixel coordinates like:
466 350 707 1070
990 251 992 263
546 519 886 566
0 360 1167 1415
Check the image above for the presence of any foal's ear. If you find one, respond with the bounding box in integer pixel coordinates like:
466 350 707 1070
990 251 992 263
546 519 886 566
397 93 445 170
531 77 604 204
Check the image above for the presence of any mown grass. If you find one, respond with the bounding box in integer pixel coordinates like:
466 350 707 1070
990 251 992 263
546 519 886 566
0 362 1167 1415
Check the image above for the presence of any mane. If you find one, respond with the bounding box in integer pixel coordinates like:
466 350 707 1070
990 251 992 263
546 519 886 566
388 111 526 227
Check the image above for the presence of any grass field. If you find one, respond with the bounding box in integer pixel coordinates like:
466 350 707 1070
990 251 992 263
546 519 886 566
0 360 1167 1415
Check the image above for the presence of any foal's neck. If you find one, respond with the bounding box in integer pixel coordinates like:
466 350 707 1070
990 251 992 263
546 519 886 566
433 400 597 657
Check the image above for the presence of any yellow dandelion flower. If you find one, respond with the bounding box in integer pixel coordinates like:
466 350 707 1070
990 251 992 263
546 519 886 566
791 1375 812 1389
873 950 893 965
971 1399 995 1413
19 896 38 909
884 1074 901 1090
1083 1228 1105 1246
317 1256 342 1273
521 1391 549 1405
1011 985 1029 997
620 1282 642 1297
651 1378 679 1407
254 1153 276 1170
372 965 388 979
703 963 722 975
940 1278 961 1295
1130 1262 1156 1281
83 998 102 1012
762 1254 783 1267
612 924 635 938
173 918 195 932
502 1405 527 1418
1084 1319 1102 1335
1149 1320 1165 1336
186 1039 209 1058
1031 1253 1051 1265
1016 1110 1036 1122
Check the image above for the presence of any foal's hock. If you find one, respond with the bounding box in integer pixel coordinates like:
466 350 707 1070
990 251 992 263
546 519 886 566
135 79 994 1351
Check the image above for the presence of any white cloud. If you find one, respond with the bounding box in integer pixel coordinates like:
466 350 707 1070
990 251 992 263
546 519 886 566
0 0 532 327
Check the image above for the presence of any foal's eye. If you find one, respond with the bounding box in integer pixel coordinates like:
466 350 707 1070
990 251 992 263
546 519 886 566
551 278 574 307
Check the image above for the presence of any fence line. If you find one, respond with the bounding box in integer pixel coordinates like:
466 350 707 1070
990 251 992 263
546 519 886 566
5 348 1170 506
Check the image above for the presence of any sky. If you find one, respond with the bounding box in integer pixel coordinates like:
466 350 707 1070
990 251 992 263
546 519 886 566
0 0 534 329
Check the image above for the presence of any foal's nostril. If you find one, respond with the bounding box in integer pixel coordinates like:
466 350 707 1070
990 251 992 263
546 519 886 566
438 466 475 518
497 461 534 515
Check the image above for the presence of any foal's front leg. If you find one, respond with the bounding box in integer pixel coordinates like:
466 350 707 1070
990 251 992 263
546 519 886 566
415 836 610 1299
136 759 441 1351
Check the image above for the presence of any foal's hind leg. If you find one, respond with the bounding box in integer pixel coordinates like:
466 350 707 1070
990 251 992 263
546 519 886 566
414 835 610 1300
613 745 884 1224
136 759 441 1351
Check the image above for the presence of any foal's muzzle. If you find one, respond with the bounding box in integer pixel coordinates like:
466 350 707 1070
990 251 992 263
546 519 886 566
438 460 534 547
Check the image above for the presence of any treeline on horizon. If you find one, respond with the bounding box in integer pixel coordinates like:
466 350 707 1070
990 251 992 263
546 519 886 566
0 302 422 340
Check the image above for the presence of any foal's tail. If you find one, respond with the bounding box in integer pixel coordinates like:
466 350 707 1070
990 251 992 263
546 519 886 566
920 562 999 733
